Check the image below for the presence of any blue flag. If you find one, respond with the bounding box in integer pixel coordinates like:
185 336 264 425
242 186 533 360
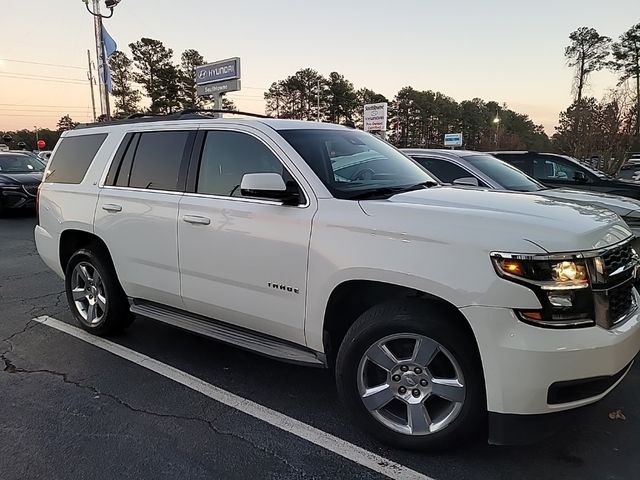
101 25 117 93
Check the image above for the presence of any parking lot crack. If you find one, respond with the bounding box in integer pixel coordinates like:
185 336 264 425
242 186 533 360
1 320 36 345
5 289 65 304
0 319 40 358
0 359 312 478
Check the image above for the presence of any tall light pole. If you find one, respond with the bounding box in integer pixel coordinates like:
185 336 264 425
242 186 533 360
82 0 122 121
493 115 500 148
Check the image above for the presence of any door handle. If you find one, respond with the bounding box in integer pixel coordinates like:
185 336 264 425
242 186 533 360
102 204 122 213
183 215 211 225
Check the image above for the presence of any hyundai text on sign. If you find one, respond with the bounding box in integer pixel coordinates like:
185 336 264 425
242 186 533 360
363 103 388 132
195 58 241 86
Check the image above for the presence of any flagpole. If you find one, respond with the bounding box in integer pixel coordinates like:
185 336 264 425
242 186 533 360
92 0 111 121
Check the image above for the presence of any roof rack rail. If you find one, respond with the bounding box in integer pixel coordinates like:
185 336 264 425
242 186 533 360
127 112 166 119
178 109 272 119
75 109 272 130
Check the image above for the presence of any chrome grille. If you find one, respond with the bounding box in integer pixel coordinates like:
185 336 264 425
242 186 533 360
592 239 638 328
609 282 635 324
600 243 634 276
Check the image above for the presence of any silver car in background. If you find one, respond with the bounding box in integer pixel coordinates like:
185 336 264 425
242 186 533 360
404 149 640 251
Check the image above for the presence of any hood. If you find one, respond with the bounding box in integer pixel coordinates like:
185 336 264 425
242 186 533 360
0 172 43 185
359 186 631 254
535 188 640 217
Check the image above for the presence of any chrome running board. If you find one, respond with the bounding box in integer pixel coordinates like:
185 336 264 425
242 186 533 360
130 300 326 367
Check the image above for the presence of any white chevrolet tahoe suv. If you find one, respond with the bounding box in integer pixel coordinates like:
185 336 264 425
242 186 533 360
36 114 640 450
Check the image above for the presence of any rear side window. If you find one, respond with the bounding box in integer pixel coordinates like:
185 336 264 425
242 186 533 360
44 134 107 184
128 131 189 191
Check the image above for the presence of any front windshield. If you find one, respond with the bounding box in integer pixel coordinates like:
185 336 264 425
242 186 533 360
0 154 45 174
466 154 543 192
278 129 436 199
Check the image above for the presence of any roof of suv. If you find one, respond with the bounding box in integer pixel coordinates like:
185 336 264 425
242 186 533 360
74 113 351 133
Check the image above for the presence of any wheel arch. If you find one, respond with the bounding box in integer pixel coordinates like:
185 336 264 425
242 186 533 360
59 229 115 275
322 280 481 368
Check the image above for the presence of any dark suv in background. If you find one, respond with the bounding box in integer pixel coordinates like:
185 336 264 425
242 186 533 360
493 151 640 199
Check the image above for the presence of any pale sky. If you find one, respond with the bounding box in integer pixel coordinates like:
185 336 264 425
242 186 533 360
1 0 639 133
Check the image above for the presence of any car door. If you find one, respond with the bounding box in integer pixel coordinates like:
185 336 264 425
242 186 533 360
177 127 316 345
95 129 195 309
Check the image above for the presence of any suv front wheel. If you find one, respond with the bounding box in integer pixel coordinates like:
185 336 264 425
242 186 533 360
335 300 485 450
65 247 134 336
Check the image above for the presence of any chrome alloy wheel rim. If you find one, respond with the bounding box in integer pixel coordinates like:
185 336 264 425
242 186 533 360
71 262 107 326
357 333 466 435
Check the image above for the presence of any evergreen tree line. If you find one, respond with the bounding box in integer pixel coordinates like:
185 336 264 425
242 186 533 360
264 68 551 151
108 37 554 151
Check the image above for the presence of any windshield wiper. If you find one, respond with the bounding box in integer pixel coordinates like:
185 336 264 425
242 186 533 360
348 181 437 200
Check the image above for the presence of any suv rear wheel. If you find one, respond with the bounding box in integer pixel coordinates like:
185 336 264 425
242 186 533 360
335 300 485 450
65 248 134 335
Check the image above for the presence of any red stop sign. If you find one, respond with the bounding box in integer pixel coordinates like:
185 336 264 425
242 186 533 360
37 139 46 150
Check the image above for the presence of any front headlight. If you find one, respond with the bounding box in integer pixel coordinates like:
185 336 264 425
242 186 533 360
491 254 595 328
493 257 589 289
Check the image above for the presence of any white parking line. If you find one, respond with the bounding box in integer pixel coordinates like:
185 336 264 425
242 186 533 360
33 316 433 480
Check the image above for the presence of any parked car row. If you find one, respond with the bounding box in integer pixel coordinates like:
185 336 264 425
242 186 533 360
34 114 640 451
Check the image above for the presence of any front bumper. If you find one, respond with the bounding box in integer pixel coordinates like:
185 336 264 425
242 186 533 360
461 291 640 416
0 187 36 210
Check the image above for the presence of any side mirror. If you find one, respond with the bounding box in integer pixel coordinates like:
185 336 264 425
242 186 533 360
240 173 300 205
573 171 588 183
452 176 480 187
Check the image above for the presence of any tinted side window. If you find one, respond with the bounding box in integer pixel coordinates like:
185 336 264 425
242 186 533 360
414 158 472 184
533 155 584 182
45 134 107 184
129 131 189 191
197 131 289 197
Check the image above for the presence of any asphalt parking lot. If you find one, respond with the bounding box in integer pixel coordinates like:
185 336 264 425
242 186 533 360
1 214 639 480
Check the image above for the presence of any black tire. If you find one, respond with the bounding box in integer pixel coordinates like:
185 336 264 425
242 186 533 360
64 247 134 336
335 299 485 451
